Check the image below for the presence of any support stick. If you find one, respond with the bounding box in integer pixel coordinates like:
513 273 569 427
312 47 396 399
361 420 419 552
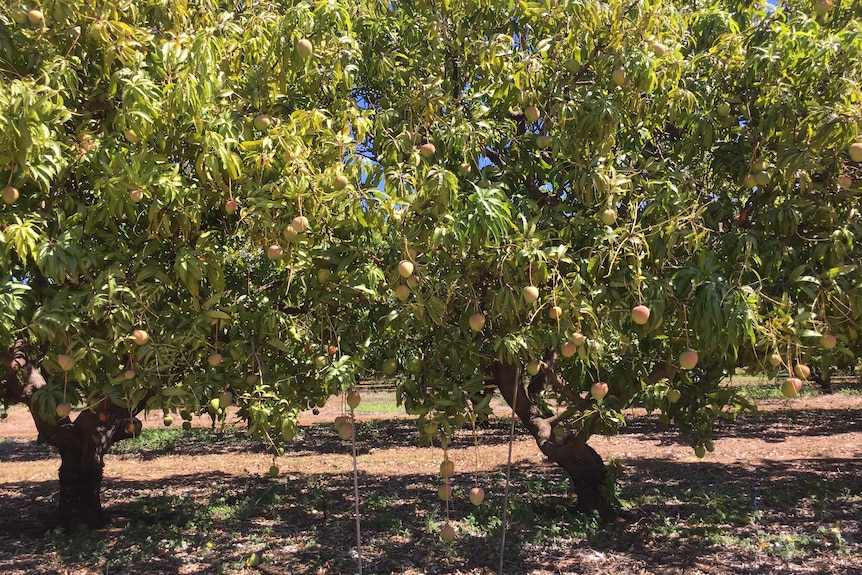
351 407 363 575
498 374 519 574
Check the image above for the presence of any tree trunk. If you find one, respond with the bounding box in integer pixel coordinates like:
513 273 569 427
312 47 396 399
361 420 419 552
550 441 610 517
41 408 140 530
3 339 143 529
491 357 617 521
812 365 832 394
56 428 110 529
49 408 140 529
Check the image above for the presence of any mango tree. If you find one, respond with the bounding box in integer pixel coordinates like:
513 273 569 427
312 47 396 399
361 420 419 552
352 0 862 518
1 0 861 529
0 0 384 527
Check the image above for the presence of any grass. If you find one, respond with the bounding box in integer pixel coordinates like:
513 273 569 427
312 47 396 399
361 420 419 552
111 425 262 456
722 373 769 386
621 455 860 556
735 382 817 400
352 390 403 414
733 382 862 400
723 366 861 396
725 369 862 400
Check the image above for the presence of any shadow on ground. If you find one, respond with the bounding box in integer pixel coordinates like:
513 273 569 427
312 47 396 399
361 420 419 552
632 406 862 445
0 413 860 575
0 438 57 462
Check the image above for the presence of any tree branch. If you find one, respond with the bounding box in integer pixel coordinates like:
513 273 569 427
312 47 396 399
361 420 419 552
540 349 591 410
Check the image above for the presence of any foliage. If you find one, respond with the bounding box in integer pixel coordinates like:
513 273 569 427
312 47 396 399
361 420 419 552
1 0 861 456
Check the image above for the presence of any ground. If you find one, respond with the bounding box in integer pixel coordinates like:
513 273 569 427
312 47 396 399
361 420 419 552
0 387 860 575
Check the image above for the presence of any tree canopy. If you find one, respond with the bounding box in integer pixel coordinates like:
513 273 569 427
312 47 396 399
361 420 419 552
2 0 861 522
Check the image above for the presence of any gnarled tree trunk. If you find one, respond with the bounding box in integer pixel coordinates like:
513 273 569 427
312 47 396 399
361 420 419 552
57 438 106 528
491 354 616 521
54 409 141 528
2 340 142 529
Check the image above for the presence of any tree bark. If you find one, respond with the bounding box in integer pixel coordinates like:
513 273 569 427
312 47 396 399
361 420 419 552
2 339 142 529
491 355 616 520
54 408 140 529
57 428 108 529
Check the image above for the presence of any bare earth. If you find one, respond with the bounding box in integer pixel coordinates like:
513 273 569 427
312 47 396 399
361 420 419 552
1 392 860 575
